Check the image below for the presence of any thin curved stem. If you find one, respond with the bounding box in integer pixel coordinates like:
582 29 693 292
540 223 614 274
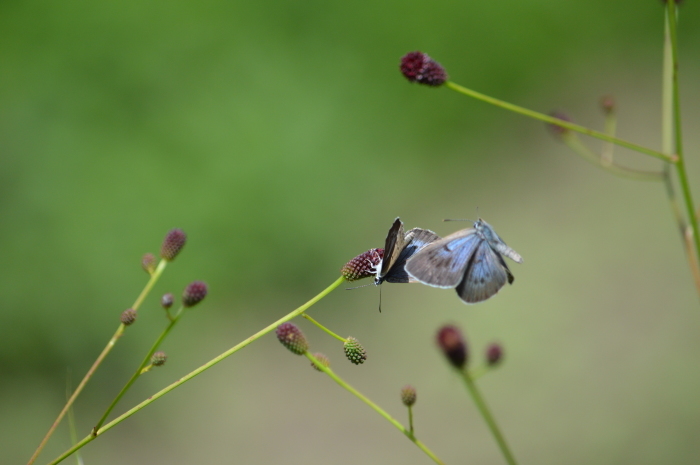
444 81 676 164
562 134 663 181
47 276 346 465
306 352 446 465
460 370 517 465
27 259 169 465
301 313 346 342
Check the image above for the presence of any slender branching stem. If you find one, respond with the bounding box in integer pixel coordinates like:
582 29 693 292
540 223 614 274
27 259 169 465
47 276 346 465
306 352 446 465
301 313 347 342
460 370 517 465
661 8 700 294
562 134 663 181
407 405 414 434
91 306 184 435
666 2 700 296
444 81 676 163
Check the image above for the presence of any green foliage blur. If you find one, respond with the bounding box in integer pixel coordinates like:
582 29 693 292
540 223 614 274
2 0 700 464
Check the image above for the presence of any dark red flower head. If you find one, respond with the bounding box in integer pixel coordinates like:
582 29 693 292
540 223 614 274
182 281 208 308
400 51 448 87
276 322 309 355
341 248 384 281
437 325 468 369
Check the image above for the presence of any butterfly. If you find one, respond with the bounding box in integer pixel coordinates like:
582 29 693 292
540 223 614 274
374 218 440 285
405 219 522 304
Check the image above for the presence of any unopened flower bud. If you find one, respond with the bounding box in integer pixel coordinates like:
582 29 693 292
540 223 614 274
485 343 504 367
436 325 467 369
276 322 309 355
344 337 367 365
400 51 448 87
141 253 156 274
310 352 330 371
120 308 137 326
599 95 615 115
151 351 167 366
341 248 384 281
401 385 417 407
182 281 208 308
160 228 187 261
161 293 174 309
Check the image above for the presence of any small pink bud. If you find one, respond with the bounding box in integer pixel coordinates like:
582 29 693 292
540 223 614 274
141 253 156 274
160 228 187 261
600 95 615 115
485 343 504 367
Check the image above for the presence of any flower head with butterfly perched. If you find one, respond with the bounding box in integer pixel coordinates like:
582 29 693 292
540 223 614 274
405 219 522 304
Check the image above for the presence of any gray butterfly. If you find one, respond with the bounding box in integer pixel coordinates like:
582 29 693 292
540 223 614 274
405 219 522 304
374 218 440 285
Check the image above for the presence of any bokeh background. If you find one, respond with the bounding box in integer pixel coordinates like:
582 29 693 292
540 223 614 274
3 1 700 464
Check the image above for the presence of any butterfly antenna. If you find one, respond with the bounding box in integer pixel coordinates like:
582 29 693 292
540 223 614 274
378 285 383 313
444 218 474 222
345 282 374 290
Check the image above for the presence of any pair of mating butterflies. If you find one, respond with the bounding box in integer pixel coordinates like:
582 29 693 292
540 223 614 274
374 217 523 304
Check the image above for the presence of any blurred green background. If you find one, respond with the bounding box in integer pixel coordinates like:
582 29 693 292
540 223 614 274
3 0 700 463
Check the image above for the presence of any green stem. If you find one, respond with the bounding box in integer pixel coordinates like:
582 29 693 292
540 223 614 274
27 259 169 465
408 405 414 434
65 378 81 465
468 365 489 381
444 81 676 164
562 134 663 181
306 352 446 465
301 313 346 342
661 8 700 295
47 276 346 465
666 1 700 292
601 107 617 164
91 306 184 435
460 370 517 465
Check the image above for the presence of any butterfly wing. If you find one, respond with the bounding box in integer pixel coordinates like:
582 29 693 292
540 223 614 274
376 218 405 283
455 241 511 304
383 228 440 283
405 229 481 288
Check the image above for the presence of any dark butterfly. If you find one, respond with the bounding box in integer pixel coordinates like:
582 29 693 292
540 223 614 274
405 219 522 304
374 217 440 285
